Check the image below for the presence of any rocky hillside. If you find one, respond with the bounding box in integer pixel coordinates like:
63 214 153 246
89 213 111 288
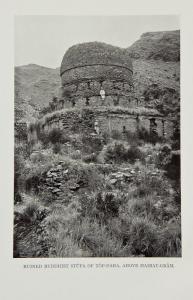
127 30 180 116
15 64 60 111
127 30 180 62
14 30 180 121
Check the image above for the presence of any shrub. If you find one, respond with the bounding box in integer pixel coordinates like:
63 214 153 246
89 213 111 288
81 134 103 154
70 150 82 160
124 130 139 145
38 189 55 205
80 190 127 221
104 142 128 163
125 197 157 219
48 128 71 145
53 142 62 154
156 144 172 165
104 142 143 164
127 145 144 163
133 173 171 198
138 127 164 144
16 201 47 224
82 153 98 163
37 131 49 147
156 145 180 181
164 151 180 181
95 191 121 219
25 175 41 194
156 220 181 257
30 151 51 164
122 217 158 256
72 218 128 257
53 234 83 257
22 202 40 223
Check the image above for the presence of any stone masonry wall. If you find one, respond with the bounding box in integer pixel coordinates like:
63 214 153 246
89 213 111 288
31 109 173 141
61 65 133 86
60 63 134 109
61 78 134 109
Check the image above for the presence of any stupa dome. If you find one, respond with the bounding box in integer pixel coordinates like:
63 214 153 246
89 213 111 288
60 42 133 85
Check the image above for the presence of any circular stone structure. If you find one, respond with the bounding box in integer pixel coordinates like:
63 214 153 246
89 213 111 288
60 42 134 107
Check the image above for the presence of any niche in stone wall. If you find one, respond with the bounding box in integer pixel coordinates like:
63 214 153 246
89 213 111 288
101 116 138 134
150 118 158 136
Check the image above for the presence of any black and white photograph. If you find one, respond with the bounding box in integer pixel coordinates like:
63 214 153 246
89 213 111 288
14 15 181 258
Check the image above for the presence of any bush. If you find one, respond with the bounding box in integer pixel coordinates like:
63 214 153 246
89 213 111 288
25 175 41 193
82 153 98 163
37 131 49 147
70 150 82 160
48 128 71 145
104 142 144 164
165 151 180 181
124 130 139 145
127 145 144 163
53 234 83 257
138 127 164 144
126 217 158 256
125 197 157 219
133 172 171 198
53 142 62 154
16 201 48 225
38 189 55 205
95 191 121 219
156 145 180 181
81 134 103 154
30 150 52 164
72 218 128 257
156 220 181 257
104 142 126 163
80 190 127 221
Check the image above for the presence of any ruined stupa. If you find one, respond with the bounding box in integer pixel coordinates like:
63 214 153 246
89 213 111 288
60 42 134 108
29 42 174 141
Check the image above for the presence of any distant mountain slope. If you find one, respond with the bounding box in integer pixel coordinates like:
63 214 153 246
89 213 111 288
132 59 180 101
127 30 180 62
127 30 180 116
15 64 61 109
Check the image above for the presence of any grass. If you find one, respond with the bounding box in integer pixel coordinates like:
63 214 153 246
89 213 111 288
103 141 144 164
14 136 181 258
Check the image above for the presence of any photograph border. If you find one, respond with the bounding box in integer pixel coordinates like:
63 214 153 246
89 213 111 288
1 1 193 299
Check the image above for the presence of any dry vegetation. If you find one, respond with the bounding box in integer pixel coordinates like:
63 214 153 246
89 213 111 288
14 126 181 257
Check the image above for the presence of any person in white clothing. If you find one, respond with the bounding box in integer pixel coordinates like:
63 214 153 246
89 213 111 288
100 88 105 101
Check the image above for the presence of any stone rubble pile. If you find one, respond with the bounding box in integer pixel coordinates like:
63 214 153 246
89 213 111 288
41 162 88 200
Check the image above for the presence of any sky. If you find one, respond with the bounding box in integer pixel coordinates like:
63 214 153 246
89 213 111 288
15 15 180 68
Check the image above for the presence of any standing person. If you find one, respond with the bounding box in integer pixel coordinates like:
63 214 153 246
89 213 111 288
100 88 105 101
